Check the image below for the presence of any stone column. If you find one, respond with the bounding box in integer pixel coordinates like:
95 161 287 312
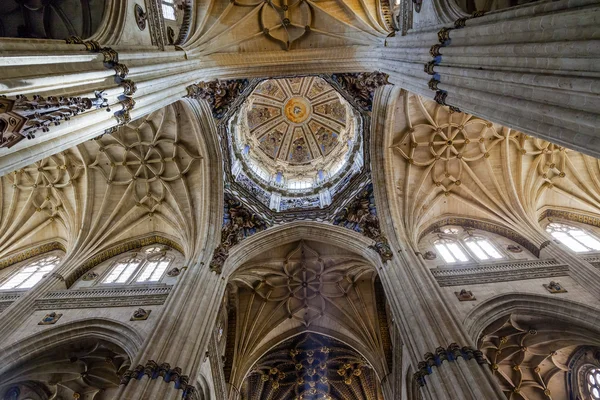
116 261 226 400
370 85 505 400
382 0 600 158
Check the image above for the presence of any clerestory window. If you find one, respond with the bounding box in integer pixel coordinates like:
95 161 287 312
102 246 172 284
162 0 176 20
587 368 600 399
546 222 600 253
433 228 505 264
0 255 61 290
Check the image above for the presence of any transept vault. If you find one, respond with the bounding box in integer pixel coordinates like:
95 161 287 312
0 1 599 400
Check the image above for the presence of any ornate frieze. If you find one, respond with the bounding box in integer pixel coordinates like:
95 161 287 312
209 194 269 273
120 360 197 400
35 286 172 310
333 183 393 262
331 72 391 111
431 259 569 287
413 344 487 386
186 79 250 119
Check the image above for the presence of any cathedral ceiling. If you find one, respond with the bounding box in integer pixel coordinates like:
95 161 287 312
240 333 385 400
0 102 211 268
385 92 600 245
246 77 349 166
187 0 392 54
225 240 392 393
479 314 600 400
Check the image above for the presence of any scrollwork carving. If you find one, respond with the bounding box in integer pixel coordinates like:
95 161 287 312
331 72 391 111
186 79 250 119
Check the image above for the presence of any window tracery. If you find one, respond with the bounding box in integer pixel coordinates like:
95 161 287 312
587 368 600 399
100 246 174 285
546 222 600 253
0 255 61 291
431 227 504 264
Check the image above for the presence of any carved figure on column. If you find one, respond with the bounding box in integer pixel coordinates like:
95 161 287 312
332 72 391 111
209 194 269 273
333 183 393 262
186 79 250 119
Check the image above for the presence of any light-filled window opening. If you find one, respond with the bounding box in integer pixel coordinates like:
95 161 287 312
162 0 176 20
587 368 600 399
103 257 143 284
287 179 313 190
434 239 469 263
464 237 503 261
101 246 173 285
0 255 61 290
546 222 600 253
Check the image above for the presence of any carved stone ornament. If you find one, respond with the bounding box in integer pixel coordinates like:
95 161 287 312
413 0 422 12
0 93 108 149
186 79 250 119
333 184 393 263
424 250 437 260
455 289 476 301
82 271 99 281
38 312 62 325
507 244 523 253
167 267 181 277
209 195 269 274
130 308 151 321
413 343 487 386
331 72 391 111
543 281 567 294
135 4 147 31
120 360 197 399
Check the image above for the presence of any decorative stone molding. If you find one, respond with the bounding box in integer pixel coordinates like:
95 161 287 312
539 209 600 229
331 72 391 111
333 183 393 262
543 281 567 294
186 79 250 119
143 0 167 49
130 308 151 321
135 4 147 31
82 271 99 281
209 194 269 273
35 286 172 310
0 242 65 271
38 312 62 325
430 259 569 286
120 360 197 399
413 344 487 386
455 289 476 301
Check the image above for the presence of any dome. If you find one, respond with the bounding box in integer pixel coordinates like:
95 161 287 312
230 77 362 199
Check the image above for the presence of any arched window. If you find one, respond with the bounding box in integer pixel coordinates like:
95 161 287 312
464 236 503 261
102 246 172 285
161 0 177 20
0 255 61 290
434 238 469 263
546 222 600 253
432 227 505 264
587 368 600 400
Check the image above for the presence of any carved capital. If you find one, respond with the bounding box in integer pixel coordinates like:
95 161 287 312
186 79 250 119
413 343 488 386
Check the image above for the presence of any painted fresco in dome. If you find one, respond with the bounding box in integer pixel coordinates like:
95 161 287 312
247 106 280 129
245 77 347 165
290 136 311 163
259 130 285 159
314 100 346 123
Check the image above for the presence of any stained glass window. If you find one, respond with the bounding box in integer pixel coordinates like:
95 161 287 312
0 255 61 290
546 222 600 253
587 368 600 399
